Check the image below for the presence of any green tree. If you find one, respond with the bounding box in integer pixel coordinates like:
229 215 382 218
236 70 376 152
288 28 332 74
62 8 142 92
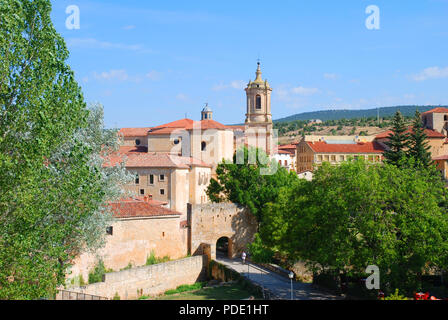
206 147 298 224
408 110 433 169
383 111 410 166
262 160 448 295
0 0 131 299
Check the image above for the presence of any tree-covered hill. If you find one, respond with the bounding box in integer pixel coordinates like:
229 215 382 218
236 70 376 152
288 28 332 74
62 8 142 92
274 105 444 123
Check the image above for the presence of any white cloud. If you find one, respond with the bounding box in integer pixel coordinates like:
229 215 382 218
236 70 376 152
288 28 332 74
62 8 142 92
291 86 319 96
212 80 246 91
412 66 448 81
323 73 338 80
146 70 162 81
93 69 129 81
66 38 155 53
176 93 189 101
123 25 136 30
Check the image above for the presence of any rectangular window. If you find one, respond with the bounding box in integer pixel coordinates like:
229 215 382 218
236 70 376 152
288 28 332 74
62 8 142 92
160 189 165 195
149 174 154 185
140 189 145 195
159 174 165 182
135 174 139 185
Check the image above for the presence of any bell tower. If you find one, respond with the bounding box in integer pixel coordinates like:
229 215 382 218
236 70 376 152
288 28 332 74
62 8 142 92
244 62 273 154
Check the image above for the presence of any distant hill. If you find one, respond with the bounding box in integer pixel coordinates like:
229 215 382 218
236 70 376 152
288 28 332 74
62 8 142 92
273 105 445 123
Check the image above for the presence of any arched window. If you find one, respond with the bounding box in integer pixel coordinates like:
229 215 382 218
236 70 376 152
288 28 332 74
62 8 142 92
255 95 262 109
201 141 206 151
135 139 141 146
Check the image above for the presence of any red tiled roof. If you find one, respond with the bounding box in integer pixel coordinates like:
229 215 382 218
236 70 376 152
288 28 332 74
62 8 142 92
109 200 180 219
103 151 212 169
226 125 245 131
422 107 448 115
433 154 448 161
149 118 231 135
117 146 148 153
119 127 151 137
278 144 297 150
306 141 385 154
376 126 445 139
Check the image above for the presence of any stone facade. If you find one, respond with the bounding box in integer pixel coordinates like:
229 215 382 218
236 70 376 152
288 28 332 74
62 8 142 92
70 214 188 282
70 255 207 300
189 203 258 260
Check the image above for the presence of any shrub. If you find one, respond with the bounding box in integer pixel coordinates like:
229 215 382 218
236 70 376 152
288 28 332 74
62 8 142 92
146 250 170 266
383 289 410 300
88 260 113 284
113 292 120 300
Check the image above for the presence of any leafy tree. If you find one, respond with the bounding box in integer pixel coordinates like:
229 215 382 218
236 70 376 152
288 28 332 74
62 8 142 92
0 0 131 299
383 111 410 166
408 110 433 169
262 160 448 295
206 147 298 224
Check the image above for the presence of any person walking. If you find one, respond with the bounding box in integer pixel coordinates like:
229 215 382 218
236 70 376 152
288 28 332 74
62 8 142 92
242 251 247 264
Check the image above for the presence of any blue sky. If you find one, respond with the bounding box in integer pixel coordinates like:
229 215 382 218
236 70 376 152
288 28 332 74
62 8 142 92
50 0 448 128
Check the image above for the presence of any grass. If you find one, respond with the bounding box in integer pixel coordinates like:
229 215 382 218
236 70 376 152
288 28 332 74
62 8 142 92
152 282 262 300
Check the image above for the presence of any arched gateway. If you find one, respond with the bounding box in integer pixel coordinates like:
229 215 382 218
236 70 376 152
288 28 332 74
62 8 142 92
187 203 258 260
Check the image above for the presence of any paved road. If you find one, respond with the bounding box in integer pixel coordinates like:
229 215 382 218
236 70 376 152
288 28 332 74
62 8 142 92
216 255 341 300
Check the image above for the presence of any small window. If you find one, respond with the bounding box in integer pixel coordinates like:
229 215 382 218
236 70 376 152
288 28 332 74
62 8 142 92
135 174 140 185
149 174 154 185
140 189 145 195
135 139 141 146
201 141 206 151
256 95 262 109
106 226 113 235
159 174 165 181
173 138 180 145
204 113 208 119
160 189 165 195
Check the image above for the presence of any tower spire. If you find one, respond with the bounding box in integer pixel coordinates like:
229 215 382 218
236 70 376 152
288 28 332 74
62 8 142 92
255 61 262 82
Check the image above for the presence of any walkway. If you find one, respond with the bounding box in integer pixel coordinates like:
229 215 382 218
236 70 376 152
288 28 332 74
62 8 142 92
216 255 341 300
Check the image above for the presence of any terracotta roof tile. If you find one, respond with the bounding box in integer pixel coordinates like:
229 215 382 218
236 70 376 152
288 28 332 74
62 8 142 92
109 200 181 219
103 151 212 169
149 118 230 135
422 107 448 115
119 127 151 137
376 126 445 139
306 141 385 154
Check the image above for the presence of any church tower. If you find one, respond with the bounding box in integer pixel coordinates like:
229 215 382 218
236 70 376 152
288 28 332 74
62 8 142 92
201 103 213 120
244 62 273 154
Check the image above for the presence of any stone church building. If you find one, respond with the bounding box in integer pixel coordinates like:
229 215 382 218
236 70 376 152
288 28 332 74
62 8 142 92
69 63 272 281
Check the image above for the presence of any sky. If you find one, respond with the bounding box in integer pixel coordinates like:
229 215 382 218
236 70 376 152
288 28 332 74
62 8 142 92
50 0 448 128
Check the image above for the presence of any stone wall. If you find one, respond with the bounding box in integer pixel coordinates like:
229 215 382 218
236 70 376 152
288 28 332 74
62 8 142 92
70 255 207 300
189 203 258 260
70 215 188 282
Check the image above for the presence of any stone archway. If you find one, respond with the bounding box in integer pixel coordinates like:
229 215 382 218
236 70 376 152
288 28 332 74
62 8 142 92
216 236 233 259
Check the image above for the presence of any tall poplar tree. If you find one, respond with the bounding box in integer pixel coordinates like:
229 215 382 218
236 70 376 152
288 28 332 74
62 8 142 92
0 1 131 299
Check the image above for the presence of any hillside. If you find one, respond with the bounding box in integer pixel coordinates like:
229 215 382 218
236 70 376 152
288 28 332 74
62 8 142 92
273 105 443 123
